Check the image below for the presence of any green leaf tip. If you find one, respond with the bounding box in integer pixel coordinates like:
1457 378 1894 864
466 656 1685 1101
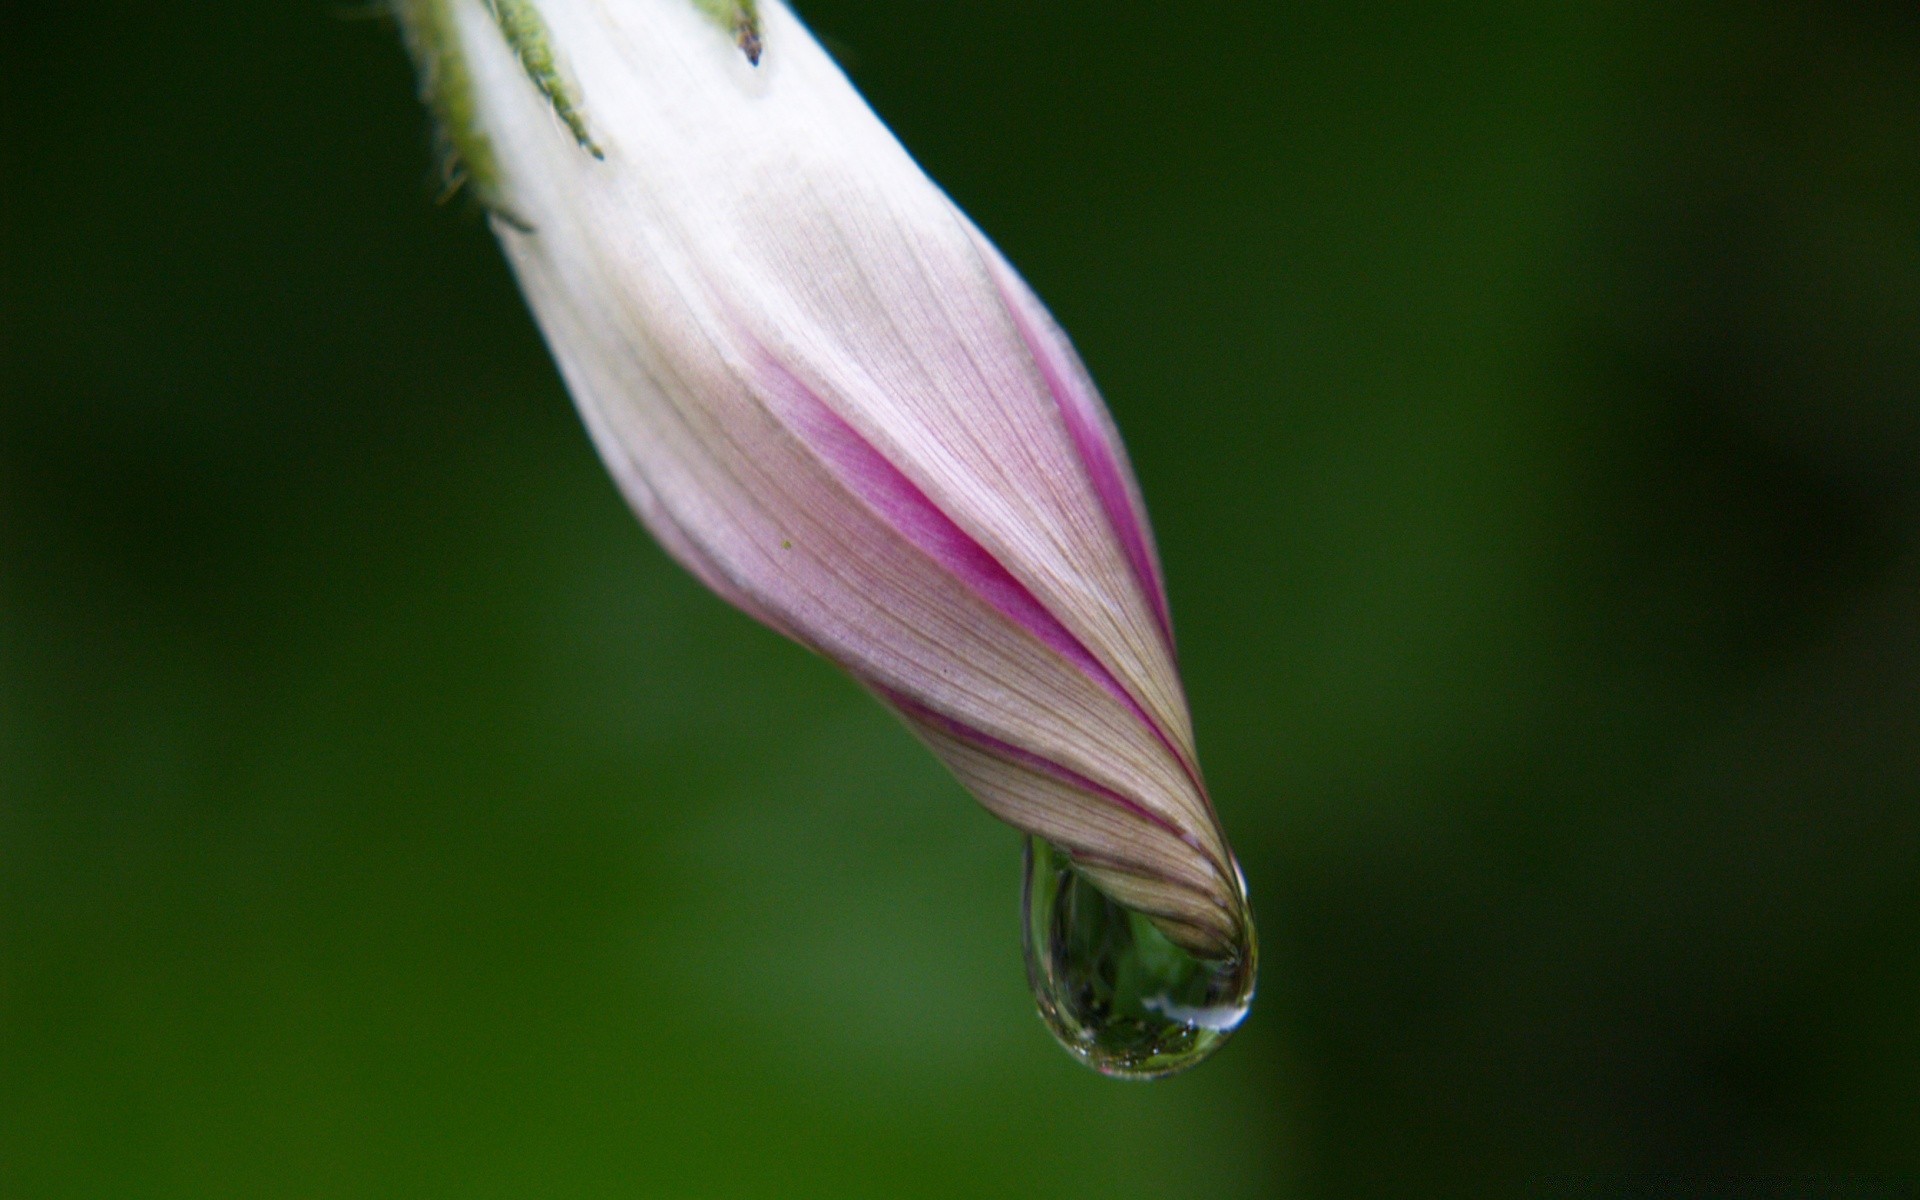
485 0 603 158
393 0 600 221
693 0 763 64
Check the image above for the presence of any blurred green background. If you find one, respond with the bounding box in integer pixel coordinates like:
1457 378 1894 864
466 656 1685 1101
4 2 1917 1196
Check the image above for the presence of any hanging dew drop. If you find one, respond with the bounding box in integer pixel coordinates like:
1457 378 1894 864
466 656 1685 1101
1022 837 1256 1079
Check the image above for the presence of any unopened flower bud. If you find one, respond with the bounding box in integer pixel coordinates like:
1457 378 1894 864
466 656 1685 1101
396 0 1251 962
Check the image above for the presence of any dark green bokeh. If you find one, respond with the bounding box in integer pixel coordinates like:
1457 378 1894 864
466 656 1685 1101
4 2 1916 1195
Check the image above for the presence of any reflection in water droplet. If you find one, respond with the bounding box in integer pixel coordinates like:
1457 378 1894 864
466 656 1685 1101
1022 837 1256 1080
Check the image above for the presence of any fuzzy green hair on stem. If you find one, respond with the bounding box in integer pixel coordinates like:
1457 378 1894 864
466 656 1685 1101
393 0 502 202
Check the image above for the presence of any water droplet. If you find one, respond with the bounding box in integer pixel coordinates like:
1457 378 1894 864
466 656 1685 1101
1021 837 1256 1080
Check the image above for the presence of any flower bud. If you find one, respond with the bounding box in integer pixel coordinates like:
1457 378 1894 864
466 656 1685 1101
397 0 1249 959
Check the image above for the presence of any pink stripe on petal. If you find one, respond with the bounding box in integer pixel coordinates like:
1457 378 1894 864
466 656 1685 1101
882 687 1206 856
748 352 1171 734
980 249 1175 649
